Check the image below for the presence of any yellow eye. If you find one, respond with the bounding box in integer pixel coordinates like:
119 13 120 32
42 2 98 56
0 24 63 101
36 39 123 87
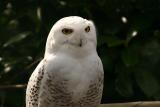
85 26 90 32
62 28 73 35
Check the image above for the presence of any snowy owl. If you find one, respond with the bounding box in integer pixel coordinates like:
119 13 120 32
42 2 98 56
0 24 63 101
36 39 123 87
26 16 104 107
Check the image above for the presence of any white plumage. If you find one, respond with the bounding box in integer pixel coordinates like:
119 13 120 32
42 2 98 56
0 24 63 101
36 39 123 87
26 16 104 107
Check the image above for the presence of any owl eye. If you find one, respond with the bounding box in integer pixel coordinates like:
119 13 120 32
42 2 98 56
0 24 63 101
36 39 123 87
62 28 73 35
85 26 90 32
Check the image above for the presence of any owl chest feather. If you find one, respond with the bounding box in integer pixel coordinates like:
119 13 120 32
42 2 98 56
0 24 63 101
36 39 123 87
46 54 103 102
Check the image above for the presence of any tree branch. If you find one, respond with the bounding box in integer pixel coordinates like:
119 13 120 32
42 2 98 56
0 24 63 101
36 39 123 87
0 84 27 89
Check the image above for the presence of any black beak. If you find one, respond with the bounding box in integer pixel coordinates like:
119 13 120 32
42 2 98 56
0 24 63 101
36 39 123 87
79 39 83 47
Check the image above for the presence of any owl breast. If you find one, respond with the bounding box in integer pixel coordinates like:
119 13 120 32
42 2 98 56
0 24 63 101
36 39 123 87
44 53 104 107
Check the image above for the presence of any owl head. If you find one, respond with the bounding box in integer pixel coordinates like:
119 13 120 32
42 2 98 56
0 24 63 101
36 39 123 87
45 16 97 57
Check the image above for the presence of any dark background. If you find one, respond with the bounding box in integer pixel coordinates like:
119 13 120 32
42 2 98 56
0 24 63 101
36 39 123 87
0 0 160 107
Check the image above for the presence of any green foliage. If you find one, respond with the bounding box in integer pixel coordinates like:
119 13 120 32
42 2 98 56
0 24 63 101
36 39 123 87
0 0 160 106
135 71 160 97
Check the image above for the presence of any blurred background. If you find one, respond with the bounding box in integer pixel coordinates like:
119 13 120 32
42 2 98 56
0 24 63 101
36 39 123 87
0 0 160 107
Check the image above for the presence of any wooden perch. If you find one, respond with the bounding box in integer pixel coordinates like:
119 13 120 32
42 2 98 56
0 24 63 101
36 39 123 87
100 101 160 107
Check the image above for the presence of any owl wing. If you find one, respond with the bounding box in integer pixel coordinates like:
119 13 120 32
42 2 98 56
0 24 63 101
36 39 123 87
26 58 72 107
37 65 73 107
26 59 46 107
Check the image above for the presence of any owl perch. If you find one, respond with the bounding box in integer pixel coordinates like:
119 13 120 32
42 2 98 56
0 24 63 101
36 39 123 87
100 101 160 107
26 16 104 107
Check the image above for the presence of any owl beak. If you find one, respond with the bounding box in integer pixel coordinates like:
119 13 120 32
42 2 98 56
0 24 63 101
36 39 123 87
79 39 83 47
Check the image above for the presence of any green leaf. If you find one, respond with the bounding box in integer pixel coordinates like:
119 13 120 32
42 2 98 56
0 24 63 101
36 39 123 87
121 49 138 67
3 31 31 47
135 71 160 97
115 71 134 97
105 36 125 47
